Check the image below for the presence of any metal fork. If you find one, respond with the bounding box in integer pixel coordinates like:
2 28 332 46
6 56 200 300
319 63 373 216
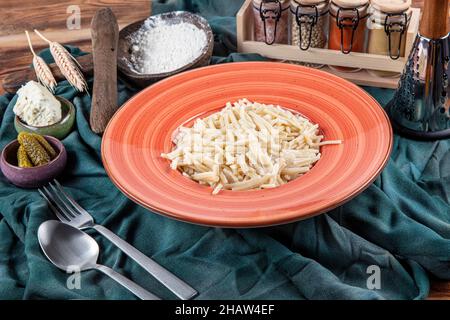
38 180 197 300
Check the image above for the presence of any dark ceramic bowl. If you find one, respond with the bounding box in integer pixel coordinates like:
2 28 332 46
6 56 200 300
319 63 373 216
14 96 76 140
0 136 67 188
118 11 214 88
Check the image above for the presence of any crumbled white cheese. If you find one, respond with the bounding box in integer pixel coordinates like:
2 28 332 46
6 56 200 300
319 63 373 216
13 81 62 127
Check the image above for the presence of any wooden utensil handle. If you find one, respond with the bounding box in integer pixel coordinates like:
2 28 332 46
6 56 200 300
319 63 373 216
90 7 119 135
2 54 93 94
419 0 450 39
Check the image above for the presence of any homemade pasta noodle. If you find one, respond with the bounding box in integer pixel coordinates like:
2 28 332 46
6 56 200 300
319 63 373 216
161 99 341 194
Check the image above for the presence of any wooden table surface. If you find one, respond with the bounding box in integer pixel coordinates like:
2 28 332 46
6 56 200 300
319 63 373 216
0 0 151 95
0 0 449 300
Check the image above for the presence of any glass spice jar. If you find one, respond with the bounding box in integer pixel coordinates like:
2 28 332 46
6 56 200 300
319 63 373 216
252 0 290 45
367 0 412 77
328 0 369 72
290 0 329 51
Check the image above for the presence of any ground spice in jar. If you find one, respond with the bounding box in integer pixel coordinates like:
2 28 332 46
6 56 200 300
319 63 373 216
367 0 412 77
328 0 369 72
253 0 290 44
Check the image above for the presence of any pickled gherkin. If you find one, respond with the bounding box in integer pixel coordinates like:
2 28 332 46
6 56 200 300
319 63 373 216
31 133 57 158
17 132 50 166
17 145 33 168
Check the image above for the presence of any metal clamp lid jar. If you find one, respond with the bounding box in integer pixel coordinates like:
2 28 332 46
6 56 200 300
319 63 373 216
290 0 329 50
252 0 290 45
367 0 412 60
329 0 370 54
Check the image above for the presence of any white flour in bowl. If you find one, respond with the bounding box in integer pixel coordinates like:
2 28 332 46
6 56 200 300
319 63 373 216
128 15 208 74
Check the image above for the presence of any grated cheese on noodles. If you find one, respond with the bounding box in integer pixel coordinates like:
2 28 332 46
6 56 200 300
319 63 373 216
161 99 341 194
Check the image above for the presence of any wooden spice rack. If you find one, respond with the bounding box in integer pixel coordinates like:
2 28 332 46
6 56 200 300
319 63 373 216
237 0 421 89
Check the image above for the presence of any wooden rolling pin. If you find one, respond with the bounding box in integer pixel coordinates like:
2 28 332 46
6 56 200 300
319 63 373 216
419 0 450 39
2 54 93 94
89 8 119 134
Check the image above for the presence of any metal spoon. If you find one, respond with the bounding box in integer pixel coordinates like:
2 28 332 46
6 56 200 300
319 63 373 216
38 220 160 300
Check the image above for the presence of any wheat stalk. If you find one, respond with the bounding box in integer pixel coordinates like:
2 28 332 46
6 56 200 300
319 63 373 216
25 31 57 92
34 29 88 93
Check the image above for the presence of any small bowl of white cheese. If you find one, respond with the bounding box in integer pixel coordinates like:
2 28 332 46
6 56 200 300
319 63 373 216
118 11 214 88
13 81 76 140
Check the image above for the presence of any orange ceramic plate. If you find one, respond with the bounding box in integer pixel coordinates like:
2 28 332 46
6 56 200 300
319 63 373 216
102 62 392 227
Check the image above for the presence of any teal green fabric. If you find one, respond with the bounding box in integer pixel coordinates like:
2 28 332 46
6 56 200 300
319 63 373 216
0 0 449 300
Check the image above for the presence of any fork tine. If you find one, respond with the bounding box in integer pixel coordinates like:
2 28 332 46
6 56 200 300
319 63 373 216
53 180 88 215
46 183 80 218
42 185 76 219
38 188 70 222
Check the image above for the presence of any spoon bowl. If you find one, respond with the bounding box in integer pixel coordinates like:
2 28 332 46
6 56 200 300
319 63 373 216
38 220 98 271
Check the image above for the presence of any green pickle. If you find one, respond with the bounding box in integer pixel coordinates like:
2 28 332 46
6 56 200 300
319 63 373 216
31 133 57 158
17 145 33 168
17 132 50 166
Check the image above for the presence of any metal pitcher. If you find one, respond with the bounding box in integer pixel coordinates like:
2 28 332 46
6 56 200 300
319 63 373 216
387 0 450 139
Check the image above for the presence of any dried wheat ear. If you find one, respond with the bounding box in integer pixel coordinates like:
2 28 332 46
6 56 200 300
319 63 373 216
25 31 57 92
34 29 89 93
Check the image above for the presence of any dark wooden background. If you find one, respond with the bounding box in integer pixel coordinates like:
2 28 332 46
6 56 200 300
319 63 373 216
0 0 449 300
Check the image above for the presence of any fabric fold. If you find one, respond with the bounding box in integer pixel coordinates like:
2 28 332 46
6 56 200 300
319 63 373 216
0 0 448 300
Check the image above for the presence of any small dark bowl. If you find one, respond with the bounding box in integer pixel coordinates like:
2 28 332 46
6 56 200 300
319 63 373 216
118 11 214 88
0 136 67 188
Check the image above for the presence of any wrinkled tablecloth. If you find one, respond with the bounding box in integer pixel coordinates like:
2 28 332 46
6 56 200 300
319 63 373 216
0 0 449 299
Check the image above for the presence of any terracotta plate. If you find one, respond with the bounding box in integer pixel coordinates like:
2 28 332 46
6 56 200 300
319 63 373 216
102 62 393 227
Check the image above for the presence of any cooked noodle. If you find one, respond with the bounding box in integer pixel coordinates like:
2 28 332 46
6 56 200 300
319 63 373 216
161 99 341 194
